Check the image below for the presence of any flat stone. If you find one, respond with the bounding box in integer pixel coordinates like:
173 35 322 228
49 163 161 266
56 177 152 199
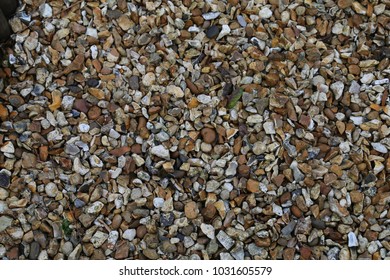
150 145 170 160
200 223 215 239
216 230 235 250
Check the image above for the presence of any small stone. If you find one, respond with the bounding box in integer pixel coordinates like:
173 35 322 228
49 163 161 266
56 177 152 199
153 197 164 208
160 212 174 227
206 25 220 39
263 121 275 134
29 242 40 260
0 216 13 232
338 0 353 9
1 142 14 154
352 2 367 14
259 7 273 19
90 155 103 168
225 161 237 177
39 3 52 18
200 223 215 239
201 128 216 144
117 15 132 31
290 161 305 182
129 76 140 90
115 240 129 259
237 15 247 27
202 12 220 20
151 145 170 160
348 232 358 247
216 24 230 40
123 229 136 241
138 33 151 45
246 179 260 193
216 230 235 250
45 182 58 198
330 81 344 100
184 201 198 219
0 173 10 188
371 143 388 154
143 248 159 260
85 201 104 214
91 231 108 248
142 72 156 86
167 85 184 98
8 95 24 107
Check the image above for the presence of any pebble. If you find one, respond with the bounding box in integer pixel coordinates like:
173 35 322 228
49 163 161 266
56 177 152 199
348 232 359 247
216 230 235 250
259 7 273 19
150 145 170 160
123 229 136 241
39 3 52 18
0 173 10 188
184 201 198 219
206 25 220 39
201 128 216 144
202 12 220 20
0 0 388 261
200 223 215 239
91 231 108 248
45 182 58 198
371 143 388 154
216 24 230 40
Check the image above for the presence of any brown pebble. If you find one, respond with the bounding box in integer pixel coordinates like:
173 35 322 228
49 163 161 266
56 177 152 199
184 201 198 219
201 127 216 144
246 179 260 193
88 106 101 120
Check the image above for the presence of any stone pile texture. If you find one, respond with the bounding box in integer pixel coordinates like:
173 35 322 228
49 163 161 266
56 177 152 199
0 0 389 260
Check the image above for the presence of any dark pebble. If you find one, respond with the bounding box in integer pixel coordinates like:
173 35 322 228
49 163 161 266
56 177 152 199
311 218 326 229
8 95 25 107
364 173 376 184
86 78 100 87
160 212 174 227
206 25 220 39
74 198 86 208
129 76 140 90
106 9 123 20
67 85 83 93
73 99 89 113
29 242 40 260
0 172 10 188
32 84 45 96
281 221 296 236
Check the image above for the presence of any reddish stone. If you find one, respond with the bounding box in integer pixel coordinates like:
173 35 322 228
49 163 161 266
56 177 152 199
300 246 312 260
109 146 131 156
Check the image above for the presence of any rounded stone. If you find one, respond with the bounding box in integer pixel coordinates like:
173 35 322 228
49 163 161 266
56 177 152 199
201 128 217 144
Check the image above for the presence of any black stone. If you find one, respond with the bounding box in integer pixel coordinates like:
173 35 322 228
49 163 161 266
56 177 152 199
160 212 174 227
86 78 100 87
364 173 377 184
29 242 40 260
311 218 326 230
0 173 10 188
67 85 83 93
206 25 220 39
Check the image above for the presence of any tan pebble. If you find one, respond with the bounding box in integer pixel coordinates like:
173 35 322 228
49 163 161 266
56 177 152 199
184 201 198 219
246 179 260 193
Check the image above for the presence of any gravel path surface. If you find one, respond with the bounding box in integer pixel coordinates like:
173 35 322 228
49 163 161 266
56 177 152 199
0 0 389 260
